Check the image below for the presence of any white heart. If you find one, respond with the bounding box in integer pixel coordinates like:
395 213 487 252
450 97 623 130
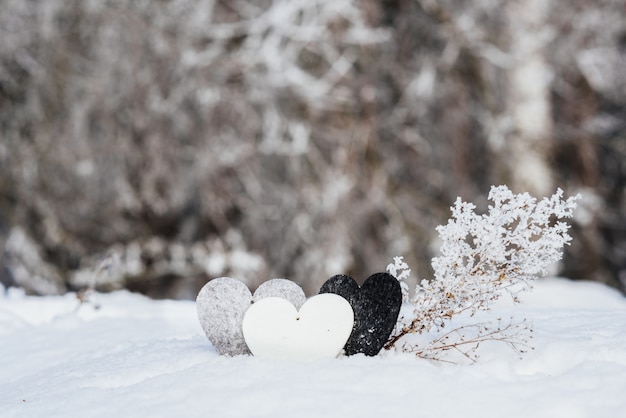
242 294 354 360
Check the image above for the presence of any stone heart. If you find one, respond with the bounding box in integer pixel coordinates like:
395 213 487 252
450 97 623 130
319 272 402 356
196 277 306 356
242 294 354 360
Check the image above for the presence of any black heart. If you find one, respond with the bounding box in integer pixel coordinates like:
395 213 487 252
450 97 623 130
319 272 402 356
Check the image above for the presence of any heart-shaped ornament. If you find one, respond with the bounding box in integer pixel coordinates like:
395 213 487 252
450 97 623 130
242 294 354 360
196 277 306 355
319 273 402 356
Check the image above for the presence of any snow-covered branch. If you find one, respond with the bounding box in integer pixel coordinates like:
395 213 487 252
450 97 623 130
387 186 580 361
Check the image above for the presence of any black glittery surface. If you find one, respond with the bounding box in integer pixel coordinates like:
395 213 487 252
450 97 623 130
319 273 402 356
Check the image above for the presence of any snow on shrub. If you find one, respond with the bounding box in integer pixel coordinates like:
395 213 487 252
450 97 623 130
386 185 580 362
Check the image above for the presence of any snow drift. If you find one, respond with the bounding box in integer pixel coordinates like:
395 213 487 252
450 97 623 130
1 278 625 418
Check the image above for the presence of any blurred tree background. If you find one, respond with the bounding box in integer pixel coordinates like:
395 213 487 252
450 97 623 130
1 0 625 299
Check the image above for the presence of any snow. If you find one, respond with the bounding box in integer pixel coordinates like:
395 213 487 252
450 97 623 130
1 278 625 418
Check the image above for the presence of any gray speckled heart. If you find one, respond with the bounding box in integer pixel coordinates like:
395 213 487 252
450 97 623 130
254 279 306 309
196 277 251 356
319 273 402 356
196 277 306 355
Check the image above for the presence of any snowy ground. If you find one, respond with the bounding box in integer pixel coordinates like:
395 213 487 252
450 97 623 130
1 278 625 418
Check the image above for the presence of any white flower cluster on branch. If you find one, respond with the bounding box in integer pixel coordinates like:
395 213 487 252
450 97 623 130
386 186 580 362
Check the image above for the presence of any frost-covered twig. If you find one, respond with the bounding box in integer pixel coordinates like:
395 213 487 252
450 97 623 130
386 186 580 361
391 317 533 363
386 256 411 302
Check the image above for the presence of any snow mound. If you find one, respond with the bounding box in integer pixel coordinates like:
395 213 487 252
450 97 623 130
1 278 625 418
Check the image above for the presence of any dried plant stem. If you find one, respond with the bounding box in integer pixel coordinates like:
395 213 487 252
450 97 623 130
390 318 533 364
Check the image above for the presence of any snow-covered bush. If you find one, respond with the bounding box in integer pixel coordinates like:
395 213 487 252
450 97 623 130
386 186 580 362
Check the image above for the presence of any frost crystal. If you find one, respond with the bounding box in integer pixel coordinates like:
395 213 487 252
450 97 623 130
386 256 411 302
386 186 580 362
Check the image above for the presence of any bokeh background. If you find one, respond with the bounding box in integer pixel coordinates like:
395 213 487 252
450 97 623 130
1 0 625 298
